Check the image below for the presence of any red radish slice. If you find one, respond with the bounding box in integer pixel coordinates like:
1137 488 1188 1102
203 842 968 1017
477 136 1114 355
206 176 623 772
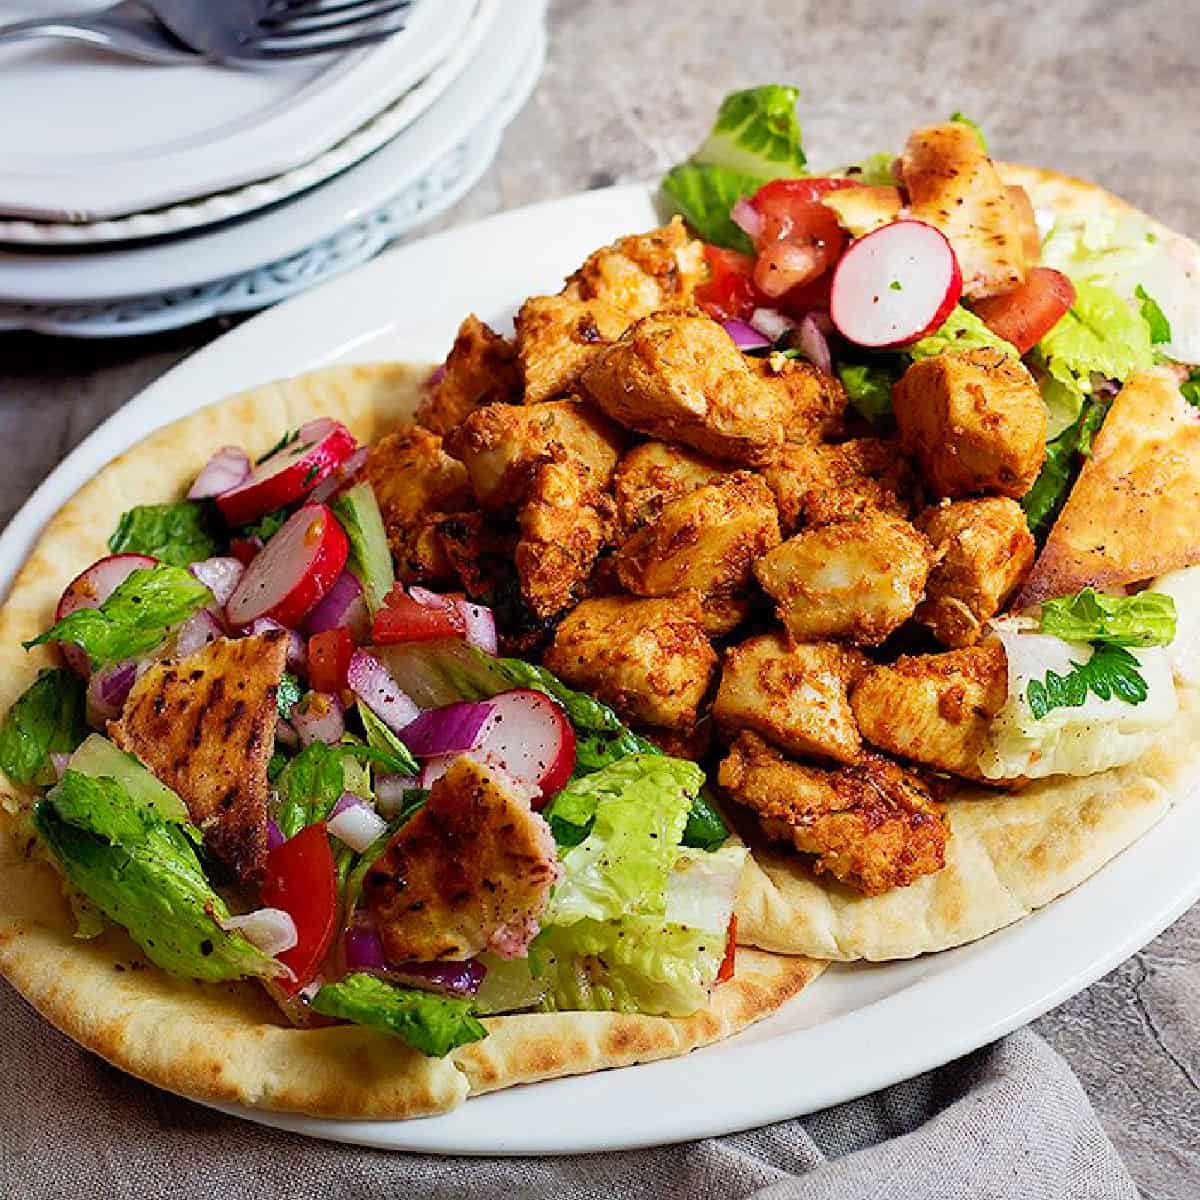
473 689 577 807
225 503 348 629
830 220 962 348
56 553 157 675
215 418 358 526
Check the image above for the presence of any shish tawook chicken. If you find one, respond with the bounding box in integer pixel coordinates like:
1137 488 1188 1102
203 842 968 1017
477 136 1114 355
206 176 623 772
375 198 1059 900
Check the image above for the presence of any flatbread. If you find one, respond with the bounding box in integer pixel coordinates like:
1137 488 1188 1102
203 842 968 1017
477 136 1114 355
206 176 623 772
0 363 822 1119
735 163 1200 960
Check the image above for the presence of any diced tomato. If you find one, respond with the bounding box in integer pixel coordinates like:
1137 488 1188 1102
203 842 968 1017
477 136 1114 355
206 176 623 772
716 914 737 984
260 823 337 994
696 244 760 322
372 585 467 644
970 267 1077 354
308 626 353 694
229 537 261 567
748 178 860 301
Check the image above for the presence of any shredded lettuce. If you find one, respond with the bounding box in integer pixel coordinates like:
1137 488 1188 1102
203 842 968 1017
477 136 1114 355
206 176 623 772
0 668 85 787
108 502 219 567
311 972 487 1057
546 755 698 926
331 483 394 615
908 306 1018 360
1038 588 1176 648
23 564 212 670
660 163 762 254
356 701 418 775
273 742 349 839
35 772 280 981
692 85 806 178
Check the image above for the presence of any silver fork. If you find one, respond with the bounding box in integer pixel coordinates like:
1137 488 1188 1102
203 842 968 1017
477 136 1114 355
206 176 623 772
0 0 415 65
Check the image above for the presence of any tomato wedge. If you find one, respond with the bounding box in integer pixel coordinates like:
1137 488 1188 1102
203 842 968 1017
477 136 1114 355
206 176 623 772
971 267 1076 354
695 244 760 322
372 586 467 644
260 823 337 994
716 914 737 984
308 626 353 694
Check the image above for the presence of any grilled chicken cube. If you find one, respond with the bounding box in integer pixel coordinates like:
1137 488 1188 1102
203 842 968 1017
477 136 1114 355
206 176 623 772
899 123 1030 299
416 314 521 434
699 591 755 637
109 632 288 884
754 513 934 646
542 592 716 729
749 355 847 443
915 497 1035 646
850 641 1008 780
564 217 705 320
363 756 559 962
615 472 781 606
515 293 633 404
443 397 623 511
713 634 869 764
581 311 789 465
763 438 913 536
718 731 948 895
613 440 726 536
363 428 471 583
821 184 903 237
433 511 514 603
892 349 1046 499
516 459 615 619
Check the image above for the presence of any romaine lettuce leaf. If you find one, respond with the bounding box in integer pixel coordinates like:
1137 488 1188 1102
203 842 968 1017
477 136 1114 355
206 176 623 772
908 306 1018 360
1039 588 1176 648
274 742 348 838
660 162 761 253
23 564 212 670
837 360 900 421
311 972 486 1057
66 733 188 822
1136 284 1172 344
107 502 219 567
35 771 280 982
949 111 988 151
546 755 698 926
838 151 897 187
331 483 394 614
1021 395 1109 538
356 701 419 775
663 845 748 933
0 668 85 787
693 85 806 178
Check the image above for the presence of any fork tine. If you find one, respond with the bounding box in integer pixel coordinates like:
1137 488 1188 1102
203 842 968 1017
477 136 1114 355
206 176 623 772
259 1 411 34
244 25 404 58
267 0 410 18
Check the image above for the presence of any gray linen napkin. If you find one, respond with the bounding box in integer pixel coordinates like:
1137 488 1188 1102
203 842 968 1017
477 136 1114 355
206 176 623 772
1 980 1135 1199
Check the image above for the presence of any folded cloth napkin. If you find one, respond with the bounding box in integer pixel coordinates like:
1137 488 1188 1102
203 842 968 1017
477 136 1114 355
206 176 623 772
1 982 1135 1200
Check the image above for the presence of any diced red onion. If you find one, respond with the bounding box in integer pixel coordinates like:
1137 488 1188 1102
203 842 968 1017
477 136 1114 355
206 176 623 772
309 445 369 505
175 609 224 657
419 753 455 789
328 800 388 852
730 196 764 241
330 791 368 820
275 716 299 749
247 617 306 671
50 752 71 781
187 445 251 500
797 312 834 376
376 773 420 817
266 818 285 850
454 598 498 654
749 307 796 343
302 571 369 642
345 924 387 970
400 701 494 758
720 318 771 352
347 649 421 733
189 556 245 609
216 907 297 956
290 692 345 746
408 586 457 613
87 660 137 720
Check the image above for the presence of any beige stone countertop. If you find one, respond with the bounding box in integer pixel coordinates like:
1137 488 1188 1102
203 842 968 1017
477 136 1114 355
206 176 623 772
1 1 1197 1193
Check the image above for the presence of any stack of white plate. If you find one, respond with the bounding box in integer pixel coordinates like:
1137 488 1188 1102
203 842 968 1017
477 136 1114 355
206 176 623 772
0 0 546 338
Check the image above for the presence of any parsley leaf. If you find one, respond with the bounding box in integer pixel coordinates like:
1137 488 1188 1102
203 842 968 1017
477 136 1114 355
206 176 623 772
1026 643 1148 720
1135 284 1172 344
236 507 288 544
255 429 298 465
1039 588 1176 647
276 673 304 720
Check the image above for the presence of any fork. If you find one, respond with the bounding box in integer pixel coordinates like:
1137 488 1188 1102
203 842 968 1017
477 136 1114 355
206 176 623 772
0 0 415 65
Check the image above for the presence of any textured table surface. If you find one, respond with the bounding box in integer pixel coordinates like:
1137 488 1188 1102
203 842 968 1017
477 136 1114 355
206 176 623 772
1 0 1198 1193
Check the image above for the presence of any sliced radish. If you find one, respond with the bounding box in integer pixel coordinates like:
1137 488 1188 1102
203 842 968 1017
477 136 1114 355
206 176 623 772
215 418 358 526
225 503 348 629
830 219 963 348
55 553 157 675
473 689 576 807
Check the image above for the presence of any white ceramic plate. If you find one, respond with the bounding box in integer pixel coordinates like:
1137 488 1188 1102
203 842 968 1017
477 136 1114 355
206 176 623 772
0 24 545 338
0 0 545 303
0 0 499 246
2 183 1197 1155
0 0 473 221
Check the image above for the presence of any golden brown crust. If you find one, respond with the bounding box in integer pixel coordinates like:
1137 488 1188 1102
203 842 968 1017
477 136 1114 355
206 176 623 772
417 315 521 434
612 440 726 537
110 632 288 883
515 294 632 404
748 355 847 443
